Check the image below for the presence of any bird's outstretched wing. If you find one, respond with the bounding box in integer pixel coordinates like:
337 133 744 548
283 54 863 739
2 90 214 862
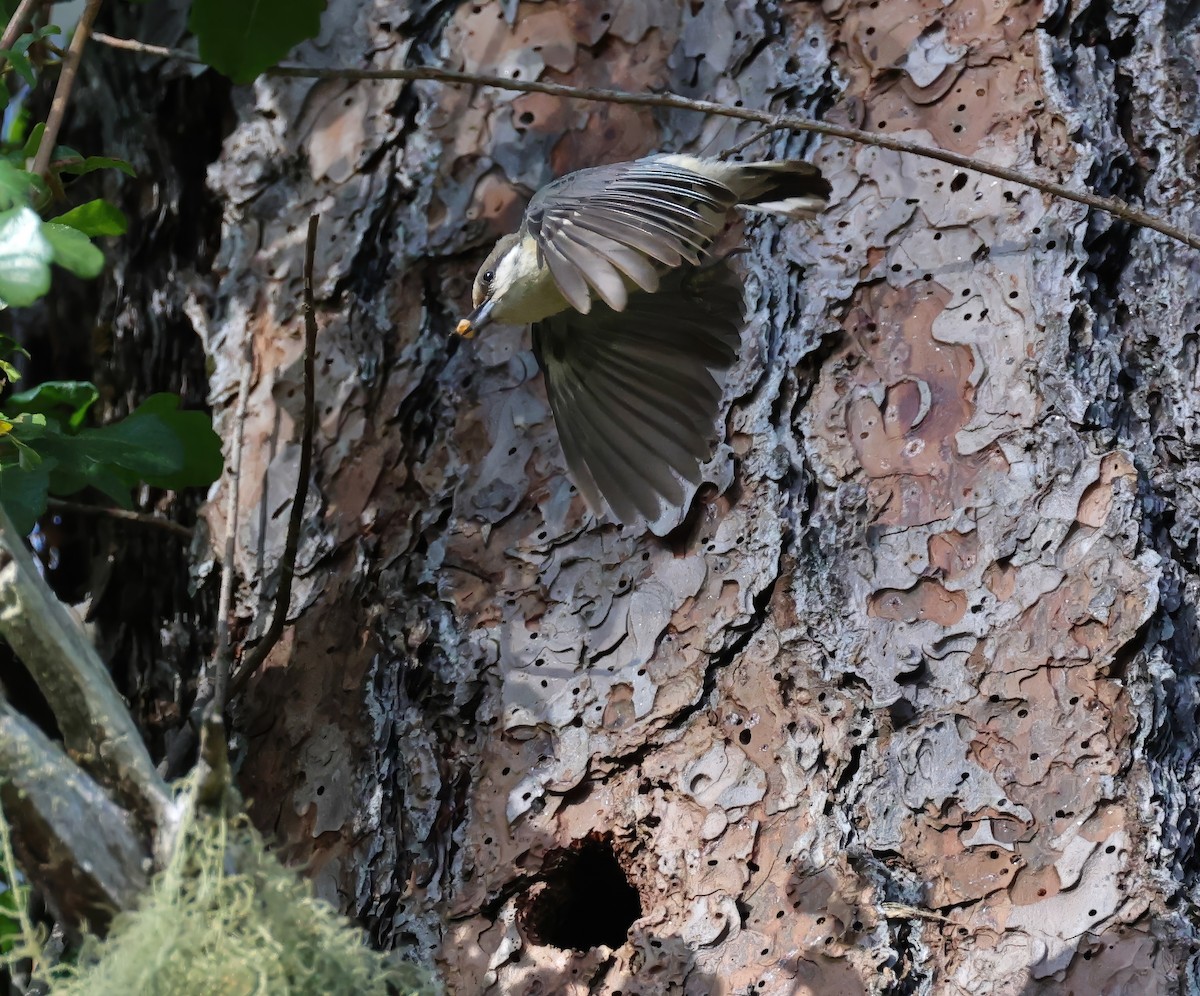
532 259 745 523
525 159 737 315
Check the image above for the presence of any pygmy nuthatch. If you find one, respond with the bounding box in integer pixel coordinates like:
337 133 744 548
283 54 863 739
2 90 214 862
458 153 830 523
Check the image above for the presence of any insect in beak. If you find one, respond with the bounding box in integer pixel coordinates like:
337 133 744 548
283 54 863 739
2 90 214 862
455 299 496 339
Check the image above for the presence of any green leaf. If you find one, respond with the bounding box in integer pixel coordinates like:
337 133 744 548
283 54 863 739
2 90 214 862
56 155 136 178
11 432 41 470
0 161 36 209
0 336 28 385
189 0 325 84
0 206 52 307
3 50 33 88
6 380 99 428
19 122 43 161
41 222 104 278
50 199 128 237
0 460 48 533
0 25 62 88
126 394 223 488
32 420 170 505
73 418 184 478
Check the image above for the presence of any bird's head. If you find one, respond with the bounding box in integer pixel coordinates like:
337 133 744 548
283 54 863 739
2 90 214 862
455 233 522 338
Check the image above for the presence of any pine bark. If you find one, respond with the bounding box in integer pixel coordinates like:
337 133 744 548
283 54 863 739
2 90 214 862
70 0 1200 992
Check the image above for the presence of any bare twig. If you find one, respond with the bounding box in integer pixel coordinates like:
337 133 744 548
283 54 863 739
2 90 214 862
0 0 42 56
230 215 320 695
90 32 1200 253
46 497 193 539
719 124 783 160
31 0 101 180
206 355 253 719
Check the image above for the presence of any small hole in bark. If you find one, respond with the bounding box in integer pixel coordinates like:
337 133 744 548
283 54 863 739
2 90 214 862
739 729 752 745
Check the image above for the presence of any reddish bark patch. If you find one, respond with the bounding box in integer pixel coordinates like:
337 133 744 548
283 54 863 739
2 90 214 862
869 579 969 626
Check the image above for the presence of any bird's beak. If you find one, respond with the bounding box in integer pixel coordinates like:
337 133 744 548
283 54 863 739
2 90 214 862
455 299 496 339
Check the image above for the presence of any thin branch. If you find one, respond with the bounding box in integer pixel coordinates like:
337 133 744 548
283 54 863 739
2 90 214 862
90 32 1200 253
719 124 784 160
31 0 101 180
0 0 42 56
206 354 253 719
230 215 320 695
46 497 193 539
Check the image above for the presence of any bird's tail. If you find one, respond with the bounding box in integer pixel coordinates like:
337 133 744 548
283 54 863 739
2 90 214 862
729 160 831 219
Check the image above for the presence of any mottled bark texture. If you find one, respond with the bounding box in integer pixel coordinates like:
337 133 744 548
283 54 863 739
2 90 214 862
76 0 1200 992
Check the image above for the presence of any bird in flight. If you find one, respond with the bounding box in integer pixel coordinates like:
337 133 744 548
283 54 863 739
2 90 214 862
457 153 830 524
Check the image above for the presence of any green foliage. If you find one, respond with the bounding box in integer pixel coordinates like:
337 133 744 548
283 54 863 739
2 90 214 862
0 42 221 534
0 385 224 533
49 809 442 996
189 0 326 83
0 158 116 306
0 206 52 305
51 200 129 237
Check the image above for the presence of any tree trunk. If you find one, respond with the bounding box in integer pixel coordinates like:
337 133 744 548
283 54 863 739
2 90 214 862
79 0 1200 992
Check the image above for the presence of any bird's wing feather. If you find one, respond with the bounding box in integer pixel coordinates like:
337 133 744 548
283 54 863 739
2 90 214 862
532 258 745 522
528 159 737 313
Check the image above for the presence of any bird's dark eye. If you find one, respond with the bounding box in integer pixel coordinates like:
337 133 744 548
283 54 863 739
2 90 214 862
482 269 495 285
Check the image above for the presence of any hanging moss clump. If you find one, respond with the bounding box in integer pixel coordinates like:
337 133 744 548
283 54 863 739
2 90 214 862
7 805 441 996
